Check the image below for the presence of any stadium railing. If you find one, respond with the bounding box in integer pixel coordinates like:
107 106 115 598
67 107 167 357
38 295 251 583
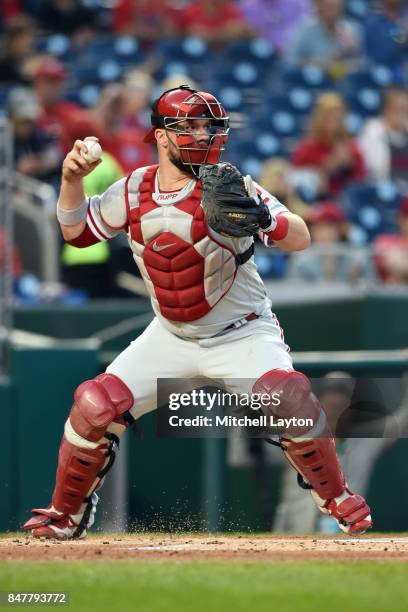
14 173 59 283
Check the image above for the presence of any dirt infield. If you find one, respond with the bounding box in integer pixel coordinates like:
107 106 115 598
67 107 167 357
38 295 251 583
1 533 408 562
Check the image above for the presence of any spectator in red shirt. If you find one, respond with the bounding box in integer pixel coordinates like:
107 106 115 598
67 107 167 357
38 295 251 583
374 197 408 284
91 84 154 174
112 0 181 41
1 0 22 24
181 0 252 42
31 57 92 154
292 92 366 197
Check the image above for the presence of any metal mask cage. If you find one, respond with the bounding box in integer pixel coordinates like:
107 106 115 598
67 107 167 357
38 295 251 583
169 118 229 171
155 90 229 142
163 115 230 140
150 89 230 173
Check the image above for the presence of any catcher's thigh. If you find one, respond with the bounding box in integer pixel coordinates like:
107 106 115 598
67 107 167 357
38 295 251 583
199 315 293 394
106 318 201 419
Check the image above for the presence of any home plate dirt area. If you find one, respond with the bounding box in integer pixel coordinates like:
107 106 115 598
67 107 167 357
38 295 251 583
1 534 408 562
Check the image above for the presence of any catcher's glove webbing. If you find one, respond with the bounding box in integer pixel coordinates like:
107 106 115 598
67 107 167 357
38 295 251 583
199 163 272 238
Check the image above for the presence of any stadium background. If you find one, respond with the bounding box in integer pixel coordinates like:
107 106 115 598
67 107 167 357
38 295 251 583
1 0 408 536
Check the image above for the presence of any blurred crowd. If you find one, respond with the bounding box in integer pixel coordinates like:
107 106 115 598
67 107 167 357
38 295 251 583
1 0 408 298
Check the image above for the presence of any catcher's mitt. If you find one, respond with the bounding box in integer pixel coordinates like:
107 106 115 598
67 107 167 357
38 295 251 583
199 163 272 238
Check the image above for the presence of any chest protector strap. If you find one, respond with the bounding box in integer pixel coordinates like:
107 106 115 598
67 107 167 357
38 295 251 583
235 242 254 266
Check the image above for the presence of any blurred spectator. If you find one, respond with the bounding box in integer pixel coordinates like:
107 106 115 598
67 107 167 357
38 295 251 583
112 0 182 41
31 57 91 154
238 0 311 51
374 197 408 284
285 0 362 77
0 15 36 84
359 86 408 191
6 87 62 184
180 0 252 42
292 92 366 197
288 202 373 283
39 0 98 37
258 157 313 220
161 74 199 92
1 1 22 24
91 83 155 174
364 0 408 81
122 69 155 131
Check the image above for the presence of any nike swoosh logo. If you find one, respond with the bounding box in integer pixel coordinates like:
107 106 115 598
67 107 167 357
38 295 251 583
152 241 177 252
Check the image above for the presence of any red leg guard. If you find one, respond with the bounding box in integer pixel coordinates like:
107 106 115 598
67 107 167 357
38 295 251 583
253 369 345 498
281 437 345 500
23 373 134 537
51 373 133 514
51 438 112 514
253 369 372 534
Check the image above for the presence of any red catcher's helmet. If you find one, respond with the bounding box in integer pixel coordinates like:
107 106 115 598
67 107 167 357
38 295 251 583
144 84 229 174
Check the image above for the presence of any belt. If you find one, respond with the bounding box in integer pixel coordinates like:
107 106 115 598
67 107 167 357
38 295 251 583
222 312 259 333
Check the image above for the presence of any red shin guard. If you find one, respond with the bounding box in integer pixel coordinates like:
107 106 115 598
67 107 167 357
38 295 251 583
50 374 134 517
280 436 345 500
51 437 113 514
253 369 346 498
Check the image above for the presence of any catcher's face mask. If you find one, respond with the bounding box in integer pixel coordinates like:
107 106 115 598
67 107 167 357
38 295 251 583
144 84 229 175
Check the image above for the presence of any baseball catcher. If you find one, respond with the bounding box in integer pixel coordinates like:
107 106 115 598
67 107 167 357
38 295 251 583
23 84 372 539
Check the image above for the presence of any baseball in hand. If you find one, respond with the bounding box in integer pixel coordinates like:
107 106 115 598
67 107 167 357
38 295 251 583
81 140 102 163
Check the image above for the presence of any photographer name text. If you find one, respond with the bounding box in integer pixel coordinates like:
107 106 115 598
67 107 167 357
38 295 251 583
168 415 314 428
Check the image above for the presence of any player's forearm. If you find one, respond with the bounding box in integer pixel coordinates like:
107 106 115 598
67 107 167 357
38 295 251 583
272 213 311 252
57 137 102 242
59 176 86 210
58 178 87 241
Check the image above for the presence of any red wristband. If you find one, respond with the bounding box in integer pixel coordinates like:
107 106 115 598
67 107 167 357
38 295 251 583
266 214 289 241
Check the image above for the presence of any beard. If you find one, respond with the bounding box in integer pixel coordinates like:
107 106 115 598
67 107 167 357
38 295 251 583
168 139 200 178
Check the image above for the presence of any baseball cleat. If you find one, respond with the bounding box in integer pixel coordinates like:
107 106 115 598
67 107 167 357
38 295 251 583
312 488 372 535
23 497 98 540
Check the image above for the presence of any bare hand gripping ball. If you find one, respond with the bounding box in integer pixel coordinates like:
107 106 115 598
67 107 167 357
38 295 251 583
81 140 102 163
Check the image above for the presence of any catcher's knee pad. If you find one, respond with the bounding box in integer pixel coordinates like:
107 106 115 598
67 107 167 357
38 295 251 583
253 369 321 432
69 373 134 442
51 374 133 516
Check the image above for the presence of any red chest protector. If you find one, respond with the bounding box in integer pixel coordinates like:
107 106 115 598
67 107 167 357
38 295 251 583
124 165 253 322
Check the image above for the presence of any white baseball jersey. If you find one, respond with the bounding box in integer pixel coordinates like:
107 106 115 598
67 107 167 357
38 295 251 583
82 164 289 340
